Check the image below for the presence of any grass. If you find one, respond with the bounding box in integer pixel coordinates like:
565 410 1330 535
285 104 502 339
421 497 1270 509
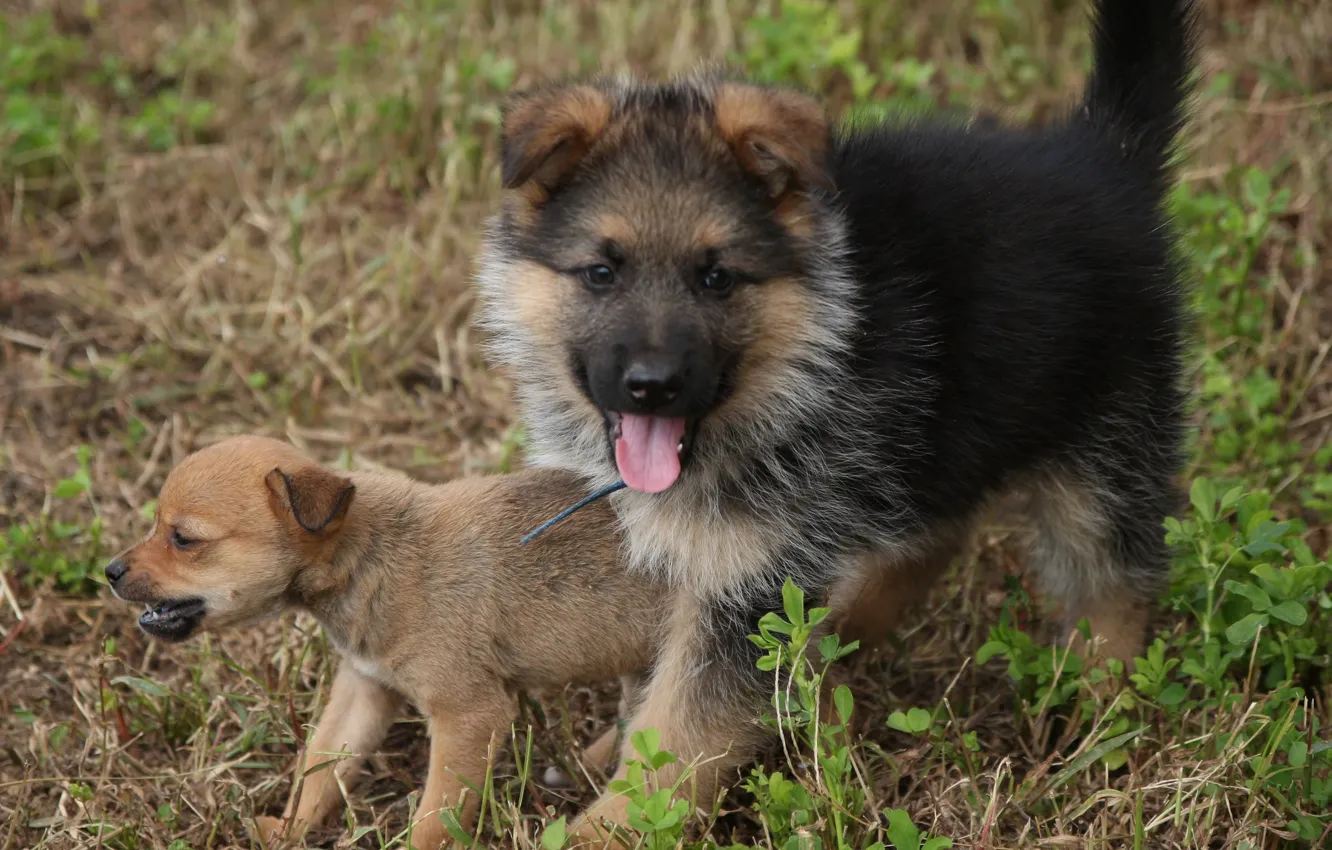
1 0 1330 847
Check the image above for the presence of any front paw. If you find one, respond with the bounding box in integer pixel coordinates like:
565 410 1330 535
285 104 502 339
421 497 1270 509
252 815 290 848
566 818 621 849
567 797 633 849
406 810 449 850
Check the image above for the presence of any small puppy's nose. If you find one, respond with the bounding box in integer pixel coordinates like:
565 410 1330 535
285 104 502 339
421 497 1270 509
105 558 129 584
624 358 684 411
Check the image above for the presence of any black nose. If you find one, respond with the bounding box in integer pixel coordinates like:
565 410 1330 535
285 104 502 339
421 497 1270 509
624 358 685 411
105 559 129 584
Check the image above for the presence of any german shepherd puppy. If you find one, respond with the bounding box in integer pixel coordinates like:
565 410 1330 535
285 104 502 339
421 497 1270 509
476 0 1197 840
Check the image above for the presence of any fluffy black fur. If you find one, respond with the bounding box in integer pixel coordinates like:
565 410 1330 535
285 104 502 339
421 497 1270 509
714 0 1197 677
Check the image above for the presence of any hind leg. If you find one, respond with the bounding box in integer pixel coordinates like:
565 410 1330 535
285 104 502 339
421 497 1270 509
815 541 962 731
1026 464 1173 665
827 539 962 650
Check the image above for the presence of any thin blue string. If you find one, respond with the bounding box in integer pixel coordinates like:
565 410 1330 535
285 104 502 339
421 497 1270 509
520 480 627 545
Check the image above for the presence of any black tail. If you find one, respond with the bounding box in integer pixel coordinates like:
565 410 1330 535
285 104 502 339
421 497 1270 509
1081 0 1199 176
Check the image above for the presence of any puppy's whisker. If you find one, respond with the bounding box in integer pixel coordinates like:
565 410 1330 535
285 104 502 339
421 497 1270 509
521 480 627 544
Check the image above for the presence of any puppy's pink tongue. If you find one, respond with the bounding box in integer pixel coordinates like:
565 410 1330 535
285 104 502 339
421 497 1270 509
615 414 686 493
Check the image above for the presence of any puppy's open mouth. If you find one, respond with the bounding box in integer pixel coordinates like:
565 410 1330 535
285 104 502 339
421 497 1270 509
139 598 206 642
605 411 698 494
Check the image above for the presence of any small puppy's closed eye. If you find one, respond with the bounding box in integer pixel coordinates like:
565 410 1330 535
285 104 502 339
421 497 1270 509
169 529 198 549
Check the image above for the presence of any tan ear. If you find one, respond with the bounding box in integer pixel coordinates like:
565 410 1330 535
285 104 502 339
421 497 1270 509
501 84 613 195
714 83 832 198
265 466 355 536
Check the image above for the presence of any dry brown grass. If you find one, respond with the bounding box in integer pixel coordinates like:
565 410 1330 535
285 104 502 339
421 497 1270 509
2 0 1330 848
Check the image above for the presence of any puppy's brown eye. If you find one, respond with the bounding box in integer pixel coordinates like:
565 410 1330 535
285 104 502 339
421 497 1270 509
701 267 735 295
581 264 616 290
170 529 197 549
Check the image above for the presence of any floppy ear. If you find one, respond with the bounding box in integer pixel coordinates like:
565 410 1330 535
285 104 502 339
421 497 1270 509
714 83 833 198
265 466 356 536
501 84 612 195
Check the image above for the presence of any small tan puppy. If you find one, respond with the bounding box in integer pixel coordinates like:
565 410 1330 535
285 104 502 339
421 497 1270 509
106 436 661 849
